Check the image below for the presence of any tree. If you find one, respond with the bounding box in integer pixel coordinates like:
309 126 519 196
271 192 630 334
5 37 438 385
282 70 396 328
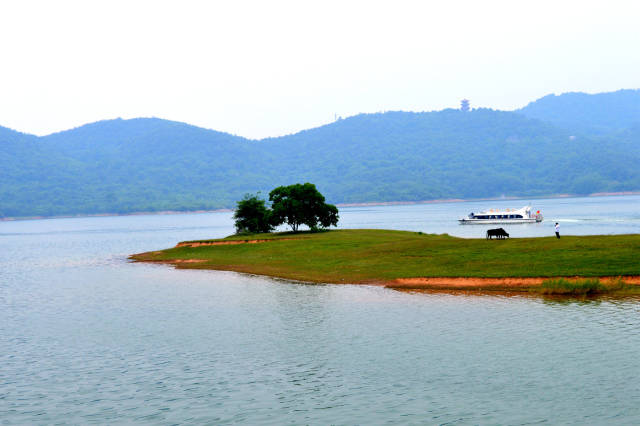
269 183 339 232
318 202 339 228
233 193 274 234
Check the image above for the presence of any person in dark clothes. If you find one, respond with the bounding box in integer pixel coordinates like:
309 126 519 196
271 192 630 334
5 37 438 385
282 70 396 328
555 222 560 239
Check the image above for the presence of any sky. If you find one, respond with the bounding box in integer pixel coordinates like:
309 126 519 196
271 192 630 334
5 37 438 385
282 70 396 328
1 0 639 139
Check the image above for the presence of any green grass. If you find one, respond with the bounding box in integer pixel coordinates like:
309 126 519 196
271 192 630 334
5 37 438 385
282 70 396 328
130 229 640 288
540 278 606 295
538 277 640 296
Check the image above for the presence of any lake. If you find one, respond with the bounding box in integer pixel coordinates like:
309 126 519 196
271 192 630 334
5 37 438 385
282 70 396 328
2 195 640 424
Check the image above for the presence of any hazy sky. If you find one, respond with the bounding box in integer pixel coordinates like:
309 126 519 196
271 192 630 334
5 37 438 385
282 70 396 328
1 0 638 138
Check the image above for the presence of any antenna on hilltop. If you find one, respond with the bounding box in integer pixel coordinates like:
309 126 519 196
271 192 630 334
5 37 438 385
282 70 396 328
460 99 470 112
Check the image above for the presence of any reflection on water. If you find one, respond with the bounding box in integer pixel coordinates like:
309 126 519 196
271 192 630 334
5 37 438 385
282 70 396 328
1 195 640 423
400 289 640 305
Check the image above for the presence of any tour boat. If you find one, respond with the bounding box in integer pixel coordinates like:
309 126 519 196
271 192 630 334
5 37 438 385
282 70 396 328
458 206 543 224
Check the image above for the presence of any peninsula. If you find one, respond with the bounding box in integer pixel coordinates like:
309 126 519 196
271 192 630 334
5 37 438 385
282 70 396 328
130 229 640 295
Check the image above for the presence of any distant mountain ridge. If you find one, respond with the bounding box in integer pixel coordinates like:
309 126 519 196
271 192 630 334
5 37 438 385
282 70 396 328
517 89 640 135
1 90 639 218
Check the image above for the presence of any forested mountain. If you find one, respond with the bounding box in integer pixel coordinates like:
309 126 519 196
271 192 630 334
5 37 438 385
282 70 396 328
1 91 639 218
517 89 640 135
1 119 260 216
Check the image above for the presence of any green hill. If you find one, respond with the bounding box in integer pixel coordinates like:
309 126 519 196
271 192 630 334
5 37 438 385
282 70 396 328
1 93 639 218
261 109 638 202
517 89 640 135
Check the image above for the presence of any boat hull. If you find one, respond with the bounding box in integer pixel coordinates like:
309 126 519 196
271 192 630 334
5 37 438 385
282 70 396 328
458 218 541 224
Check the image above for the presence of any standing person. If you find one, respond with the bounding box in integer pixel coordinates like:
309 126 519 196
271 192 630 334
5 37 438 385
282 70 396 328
555 222 560 239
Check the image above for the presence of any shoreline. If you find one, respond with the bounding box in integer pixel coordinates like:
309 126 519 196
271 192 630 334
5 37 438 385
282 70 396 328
387 276 640 291
0 208 234 222
135 256 640 293
3 191 640 222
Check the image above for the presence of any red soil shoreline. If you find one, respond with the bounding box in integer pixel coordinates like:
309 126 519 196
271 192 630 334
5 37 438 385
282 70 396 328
387 276 640 290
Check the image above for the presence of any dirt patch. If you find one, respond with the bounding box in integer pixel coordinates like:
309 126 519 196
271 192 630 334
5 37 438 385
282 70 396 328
387 276 640 290
177 239 297 247
132 258 207 265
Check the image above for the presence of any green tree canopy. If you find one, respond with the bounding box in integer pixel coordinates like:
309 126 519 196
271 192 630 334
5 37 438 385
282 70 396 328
233 193 274 234
269 183 339 232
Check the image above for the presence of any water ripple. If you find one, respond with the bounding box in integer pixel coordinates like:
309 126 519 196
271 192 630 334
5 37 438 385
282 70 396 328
2 202 640 423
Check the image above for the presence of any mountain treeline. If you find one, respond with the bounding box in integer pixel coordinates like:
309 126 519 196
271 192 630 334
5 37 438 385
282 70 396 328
1 90 639 218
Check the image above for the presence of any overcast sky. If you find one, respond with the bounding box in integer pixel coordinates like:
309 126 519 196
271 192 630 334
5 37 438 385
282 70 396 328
1 0 638 139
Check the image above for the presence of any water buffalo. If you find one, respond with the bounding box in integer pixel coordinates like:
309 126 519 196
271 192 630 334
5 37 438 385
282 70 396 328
486 228 509 240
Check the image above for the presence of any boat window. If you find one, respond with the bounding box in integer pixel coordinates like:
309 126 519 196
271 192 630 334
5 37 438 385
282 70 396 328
515 215 523 218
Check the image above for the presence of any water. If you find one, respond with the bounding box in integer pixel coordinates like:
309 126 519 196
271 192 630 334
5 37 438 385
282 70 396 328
337 194 640 238
1 195 640 424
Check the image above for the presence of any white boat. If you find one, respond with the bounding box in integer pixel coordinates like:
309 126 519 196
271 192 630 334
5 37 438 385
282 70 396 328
458 205 543 224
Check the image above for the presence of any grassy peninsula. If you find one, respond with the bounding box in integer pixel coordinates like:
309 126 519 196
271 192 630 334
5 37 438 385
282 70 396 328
130 229 640 295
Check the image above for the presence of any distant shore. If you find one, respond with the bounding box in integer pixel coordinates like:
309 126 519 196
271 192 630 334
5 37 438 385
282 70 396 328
0 208 234 222
336 191 640 208
3 191 640 222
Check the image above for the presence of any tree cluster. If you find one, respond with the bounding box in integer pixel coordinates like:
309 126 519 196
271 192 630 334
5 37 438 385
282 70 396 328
233 183 339 234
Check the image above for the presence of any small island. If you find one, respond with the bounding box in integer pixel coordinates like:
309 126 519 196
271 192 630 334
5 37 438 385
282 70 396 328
130 229 640 296
131 184 640 296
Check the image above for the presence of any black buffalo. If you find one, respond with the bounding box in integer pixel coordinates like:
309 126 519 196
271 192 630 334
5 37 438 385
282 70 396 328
486 228 509 239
